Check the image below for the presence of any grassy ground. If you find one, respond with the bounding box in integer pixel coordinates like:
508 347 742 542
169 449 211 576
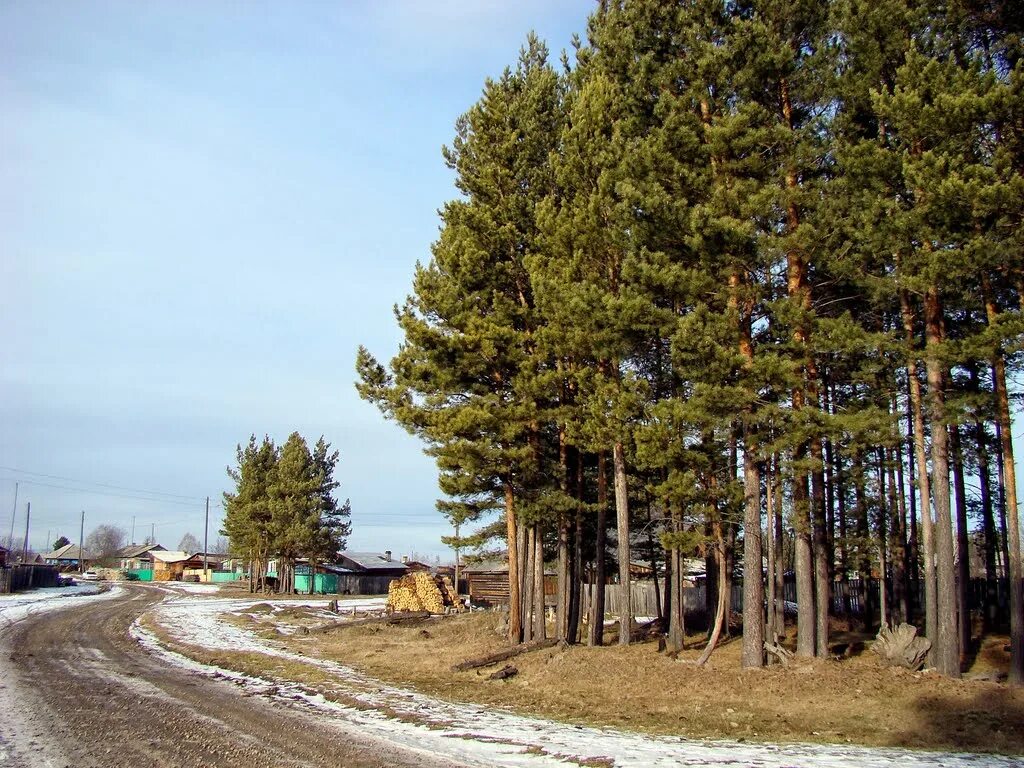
254 610 1024 755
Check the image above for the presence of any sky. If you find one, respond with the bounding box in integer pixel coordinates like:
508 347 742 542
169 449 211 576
0 1 594 559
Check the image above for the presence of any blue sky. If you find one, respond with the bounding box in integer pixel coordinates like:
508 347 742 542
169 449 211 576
0 1 593 558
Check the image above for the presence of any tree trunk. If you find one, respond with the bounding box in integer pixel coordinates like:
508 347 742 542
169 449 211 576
766 463 778 642
588 451 608 646
773 455 786 639
613 440 632 646
976 413 999 632
697 523 728 666
533 523 546 641
901 290 936 655
742 445 764 667
505 482 523 644
924 286 960 677
984 281 1023 685
877 452 889 629
950 425 972 658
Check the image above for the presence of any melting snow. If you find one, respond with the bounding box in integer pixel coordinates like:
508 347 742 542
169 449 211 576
136 593 1022 768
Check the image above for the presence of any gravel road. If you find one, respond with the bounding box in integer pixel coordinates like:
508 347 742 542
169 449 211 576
0 585 464 768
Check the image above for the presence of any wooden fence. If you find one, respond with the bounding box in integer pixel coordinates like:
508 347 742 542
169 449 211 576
0 564 60 594
581 576 1021 624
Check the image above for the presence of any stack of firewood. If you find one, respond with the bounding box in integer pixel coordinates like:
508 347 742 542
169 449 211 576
386 572 450 614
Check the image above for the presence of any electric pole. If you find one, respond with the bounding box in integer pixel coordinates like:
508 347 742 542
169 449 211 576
79 510 85 573
7 482 17 550
203 496 209 577
131 515 136 546
151 522 155 545
22 502 30 562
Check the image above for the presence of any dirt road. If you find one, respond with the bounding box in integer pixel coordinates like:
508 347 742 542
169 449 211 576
0 586 463 768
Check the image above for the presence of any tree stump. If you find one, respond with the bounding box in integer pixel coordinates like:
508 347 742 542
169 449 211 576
871 623 931 670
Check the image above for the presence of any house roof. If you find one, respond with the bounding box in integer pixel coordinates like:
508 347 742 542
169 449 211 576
150 550 196 564
41 544 93 560
338 551 408 572
118 543 167 558
461 559 508 573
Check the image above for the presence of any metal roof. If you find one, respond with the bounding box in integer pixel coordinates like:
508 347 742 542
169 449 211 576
337 551 408 571
41 544 94 560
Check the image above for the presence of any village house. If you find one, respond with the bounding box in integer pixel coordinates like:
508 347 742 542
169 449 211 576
41 544 93 571
333 550 408 594
117 543 167 571
151 550 203 581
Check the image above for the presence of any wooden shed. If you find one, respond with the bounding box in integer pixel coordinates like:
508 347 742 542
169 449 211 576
463 560 557 606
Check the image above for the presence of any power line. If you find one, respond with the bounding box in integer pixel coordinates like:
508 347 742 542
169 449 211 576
0 466 206 502
1 478 208 507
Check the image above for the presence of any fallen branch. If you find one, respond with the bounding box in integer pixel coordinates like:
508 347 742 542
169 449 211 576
763 641 793 666
452 638 559 671
487 664 518 680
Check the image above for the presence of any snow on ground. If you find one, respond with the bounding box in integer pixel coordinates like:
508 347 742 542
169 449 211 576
0 584 118 630
138 593 1022 768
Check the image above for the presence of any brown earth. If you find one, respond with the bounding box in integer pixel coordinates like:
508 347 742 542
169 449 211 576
0 586 462 768
256 610 1024 755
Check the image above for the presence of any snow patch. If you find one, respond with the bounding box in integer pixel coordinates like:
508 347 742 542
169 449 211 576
134 592 1022 768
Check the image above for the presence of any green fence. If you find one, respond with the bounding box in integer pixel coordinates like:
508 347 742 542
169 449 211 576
295 572 338 594
126 569 153 582
211 571 245 583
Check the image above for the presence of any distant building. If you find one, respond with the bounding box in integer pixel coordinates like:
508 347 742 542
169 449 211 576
151 550 203 581
335 551 408 579
41 544 93 571
118 543 167 571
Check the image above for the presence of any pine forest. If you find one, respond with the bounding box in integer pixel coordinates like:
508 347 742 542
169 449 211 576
356 0 1024 684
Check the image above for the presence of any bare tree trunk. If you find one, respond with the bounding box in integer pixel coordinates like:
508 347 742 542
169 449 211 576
767 464 777 642
743 446 764 667
533 523 546 641
505 482 523 644
522 524 535 643
901 291 936 655
697 523 728 667
773 454 786 638
984 281 1023 685
893 399 912 623
975 411 999 632
924 286 960 677
569 452 585 644
613 441 632 645
794 464 815 656
877 452 889 629
588 451 608 646
950 425 972 659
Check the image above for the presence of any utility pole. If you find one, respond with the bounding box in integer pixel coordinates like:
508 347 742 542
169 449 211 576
45 529 50 552
79 510 85 573
22 502 30 562
7 482 17 550
131 516 136 546
151 522 155 545
203 496 209 577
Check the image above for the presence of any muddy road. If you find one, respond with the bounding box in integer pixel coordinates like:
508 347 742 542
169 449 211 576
0 586 462 768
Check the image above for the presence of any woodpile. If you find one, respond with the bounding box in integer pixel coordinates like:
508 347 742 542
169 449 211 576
386 572 456 614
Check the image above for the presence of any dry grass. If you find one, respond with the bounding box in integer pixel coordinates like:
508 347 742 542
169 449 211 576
270 611 1024 755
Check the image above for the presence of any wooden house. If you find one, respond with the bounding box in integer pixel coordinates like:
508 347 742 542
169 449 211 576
117 543 167 571
151 550 203 581
463 559 557 606
333 551 408 594
41 544 93 571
